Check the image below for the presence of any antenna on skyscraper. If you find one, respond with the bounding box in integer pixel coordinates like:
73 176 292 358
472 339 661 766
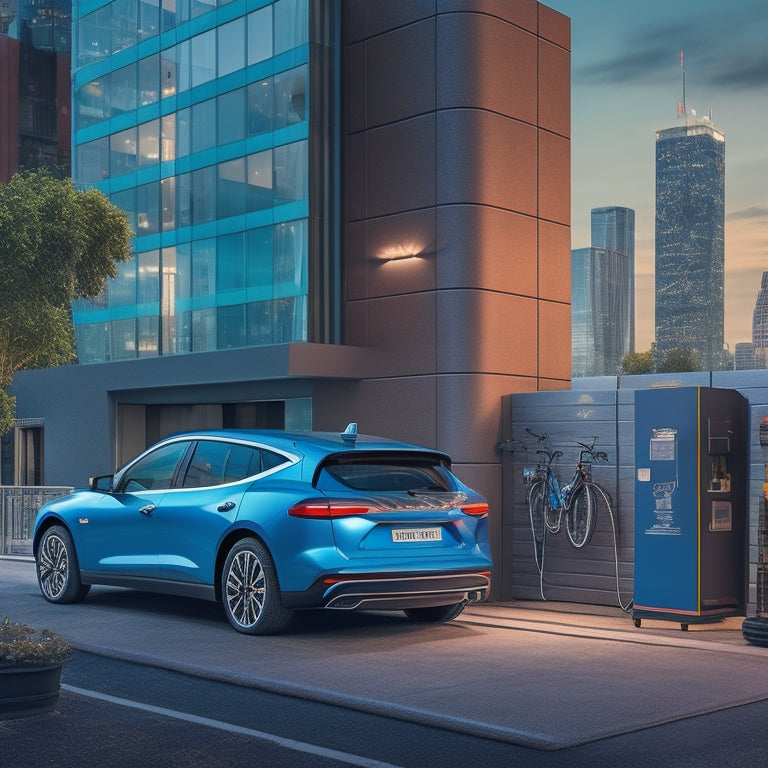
677 49 687 122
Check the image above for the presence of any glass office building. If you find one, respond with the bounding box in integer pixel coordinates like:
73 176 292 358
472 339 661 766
571 246 631 377
655 117 725 370
590 206 635 354
70 0 338 363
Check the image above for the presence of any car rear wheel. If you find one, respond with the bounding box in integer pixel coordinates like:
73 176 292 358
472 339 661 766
404 602 466 623
36 525 91 604
221 538 294 635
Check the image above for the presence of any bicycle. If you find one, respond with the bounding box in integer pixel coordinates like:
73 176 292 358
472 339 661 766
523 429 611 557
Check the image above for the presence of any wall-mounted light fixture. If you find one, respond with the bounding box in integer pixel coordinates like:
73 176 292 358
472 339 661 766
377 244 424 263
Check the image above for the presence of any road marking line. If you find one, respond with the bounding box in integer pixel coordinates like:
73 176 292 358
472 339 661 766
62 684 405 768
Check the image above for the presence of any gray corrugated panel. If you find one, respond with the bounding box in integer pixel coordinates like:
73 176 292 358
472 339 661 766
619 372 711 389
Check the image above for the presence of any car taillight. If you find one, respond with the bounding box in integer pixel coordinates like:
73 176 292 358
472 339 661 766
460 502 489 516
288 500 372 519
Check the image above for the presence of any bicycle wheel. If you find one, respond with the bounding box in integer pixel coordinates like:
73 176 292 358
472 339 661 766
565 483 596 548
527 480 547 571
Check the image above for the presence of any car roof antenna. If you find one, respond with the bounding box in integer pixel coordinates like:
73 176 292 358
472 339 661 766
340 422 358 443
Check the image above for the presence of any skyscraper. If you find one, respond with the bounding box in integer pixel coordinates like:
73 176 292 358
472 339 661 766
591 206 635 354
654 115 725 370
751 271 768 368
571 246 631 377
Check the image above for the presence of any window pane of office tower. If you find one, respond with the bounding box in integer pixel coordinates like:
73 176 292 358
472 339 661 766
161 50 177 98
217 88 246 146
191 0 215 20
138 316 160 357
110 259 138 308
161 114 175 161
137 182 161 236
78 137 109 183
111 318 138 360
247 78 273 136
111 188 137 234
248 6 273 65
191 239 216 297
110 127 137 176
176 172 191 228
218 18 245 77
273 219 307 295
247 226 273 301
274 141 308 205
247 151 273 212
111 64 137 116
191 167 216 225
273 295 306 343
112 0 138 56
218 158 247 219
174 243 191 301
176 107 190 157
75 323 108 364
138 0 160 42
191 99 216 153
139 54 160 106
138 250 161 305
77 77 110 129
217 232 246 294
217 305 246 349
191 29 216 87
161 178 175 230
246 300 273 345
274 0 309 55
274 66 306 129
192 308 216 352
138 120 160 167
79 6 111 66
176 39 191 93
161 0 177 32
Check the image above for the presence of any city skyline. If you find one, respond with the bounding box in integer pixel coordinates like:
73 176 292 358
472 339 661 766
545 0 768 355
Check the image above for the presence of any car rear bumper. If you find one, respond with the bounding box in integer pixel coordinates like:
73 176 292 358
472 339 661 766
282 570 491 611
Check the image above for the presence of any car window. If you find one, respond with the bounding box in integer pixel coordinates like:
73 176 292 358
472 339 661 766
180 441 258 488
316 455 454 493
118 441 192 492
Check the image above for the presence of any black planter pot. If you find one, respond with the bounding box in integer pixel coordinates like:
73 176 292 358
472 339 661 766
0 663 64 719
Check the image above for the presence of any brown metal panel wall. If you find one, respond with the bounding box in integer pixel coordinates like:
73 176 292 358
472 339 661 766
0 36 20 183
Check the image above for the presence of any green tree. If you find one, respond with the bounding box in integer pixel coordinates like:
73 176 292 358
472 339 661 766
657 346 701 373
0 171 133 433
621 349 656 375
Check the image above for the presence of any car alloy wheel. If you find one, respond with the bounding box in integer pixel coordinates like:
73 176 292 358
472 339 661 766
36 525 90 604
222 538 293 635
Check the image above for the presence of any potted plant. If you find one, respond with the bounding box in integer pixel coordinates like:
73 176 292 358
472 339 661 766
0 617 73 719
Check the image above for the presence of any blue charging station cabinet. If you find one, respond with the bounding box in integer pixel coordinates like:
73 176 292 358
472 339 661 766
633 387 748 629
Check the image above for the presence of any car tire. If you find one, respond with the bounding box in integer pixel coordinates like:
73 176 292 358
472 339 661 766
221 537 294 635
36 525 91 604
404 602 466 623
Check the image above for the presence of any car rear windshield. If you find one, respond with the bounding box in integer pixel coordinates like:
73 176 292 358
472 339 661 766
315 453 455 493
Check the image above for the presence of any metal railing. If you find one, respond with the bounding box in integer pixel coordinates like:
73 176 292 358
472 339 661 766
0 487 73 556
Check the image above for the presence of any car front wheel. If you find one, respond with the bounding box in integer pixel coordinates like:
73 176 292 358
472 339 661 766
36 525 91 604
404 602 466 623
221 538 294 635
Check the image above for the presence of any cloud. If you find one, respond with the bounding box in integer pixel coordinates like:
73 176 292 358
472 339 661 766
575 1 768 91
727 206 768 222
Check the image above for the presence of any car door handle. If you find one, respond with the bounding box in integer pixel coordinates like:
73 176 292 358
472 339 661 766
217 501 236 512
139 503 156 517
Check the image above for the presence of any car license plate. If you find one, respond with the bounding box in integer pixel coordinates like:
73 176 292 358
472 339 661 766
391 527 442 543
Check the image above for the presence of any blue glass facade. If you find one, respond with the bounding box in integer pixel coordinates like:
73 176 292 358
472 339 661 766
70 0 335 363
572 246 631 377
591 206 635 354
655 120 725 370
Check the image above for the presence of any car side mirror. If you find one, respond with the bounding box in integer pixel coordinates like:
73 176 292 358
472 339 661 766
90 474 114 492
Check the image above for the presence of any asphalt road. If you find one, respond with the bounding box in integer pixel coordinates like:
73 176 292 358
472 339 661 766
3 557 768 767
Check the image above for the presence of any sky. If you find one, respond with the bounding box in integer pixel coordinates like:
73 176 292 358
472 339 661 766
543 0 768 354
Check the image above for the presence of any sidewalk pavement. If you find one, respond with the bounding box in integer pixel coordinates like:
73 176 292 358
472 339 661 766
2 556 768 754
